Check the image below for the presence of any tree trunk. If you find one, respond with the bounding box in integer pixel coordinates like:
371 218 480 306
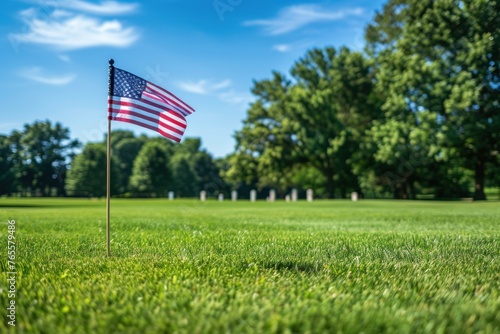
393 182 408 199
408 179 416 199
473 156 486 201
325 169 335 199
401 182 408 199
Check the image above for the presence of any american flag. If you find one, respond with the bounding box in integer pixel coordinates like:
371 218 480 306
108 68 195 143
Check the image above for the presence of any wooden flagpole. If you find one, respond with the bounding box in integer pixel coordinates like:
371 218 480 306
106 59 115 257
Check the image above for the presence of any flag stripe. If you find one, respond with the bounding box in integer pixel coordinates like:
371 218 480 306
140 92 187 121
109 107 185 136
110 115 182 142
109 96 187 129
109 110 184 142
112 115 182 143
143 89 189 117
147 82 195 115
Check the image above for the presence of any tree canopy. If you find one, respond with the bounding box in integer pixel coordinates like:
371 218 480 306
227 47 380 198
366 0 500 200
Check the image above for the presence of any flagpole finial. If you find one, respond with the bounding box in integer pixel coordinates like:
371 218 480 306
108 59 115 97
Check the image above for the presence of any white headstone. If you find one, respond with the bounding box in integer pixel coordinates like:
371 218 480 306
200 190 206 202
218 193 224 202
307 189 313 202
291 188 298 202
351 191 358 202
250 190 257 202
231 190 238 201
168 191 174 200
285 194 290 202
269 189 276 202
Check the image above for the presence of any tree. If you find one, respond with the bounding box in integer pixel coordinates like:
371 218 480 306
0 135 15 195
113 137 146 193
10 120 80 196
176 137 203 155
171 156 198 197
171 138 223 197
230 47 380 198
66 143 119 197
107 130 135 150
129 142 172 197
192 151 220 194
366 0 500 200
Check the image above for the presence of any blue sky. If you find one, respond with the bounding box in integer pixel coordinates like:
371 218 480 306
1 0 386 157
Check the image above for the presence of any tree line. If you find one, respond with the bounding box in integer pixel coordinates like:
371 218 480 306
227 0 500 200
0 122 226 198
0 0 498 200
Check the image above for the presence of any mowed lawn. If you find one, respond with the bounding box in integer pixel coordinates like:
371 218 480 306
1 198 499 333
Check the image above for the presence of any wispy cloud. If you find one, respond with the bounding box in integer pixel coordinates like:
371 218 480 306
10 1 139 50
273 44 291 52
177 79 232 95
31 0 139 15
177 79 251 105
243 4 363 35
20 67 76 85
272 40 318 53
218 91 253 105
58 54 71 62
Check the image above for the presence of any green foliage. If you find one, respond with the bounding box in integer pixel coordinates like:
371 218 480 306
289 165 327 197
230 47 380 198
65 143 119 197
0 198 499 333
5 120 80 196
113 137 146 193
171 156 198 197
0 135 15 195
366 0 500 200
173 138 223 196
194 152 222 194
129 142 172 197
63 133 219 198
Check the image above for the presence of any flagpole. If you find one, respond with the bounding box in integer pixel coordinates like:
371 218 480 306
106 59 115 257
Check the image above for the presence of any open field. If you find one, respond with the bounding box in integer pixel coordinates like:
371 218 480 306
1 198 499 333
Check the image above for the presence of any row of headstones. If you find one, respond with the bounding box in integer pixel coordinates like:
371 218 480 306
195 189 308 202
192 190 360 202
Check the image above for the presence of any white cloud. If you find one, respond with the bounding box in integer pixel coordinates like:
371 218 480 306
19 7 37 17
10 1 139 50
272 40 319 53
177 79 251 105
11 8 139 50
218 91 253 105
32 0 139 15
177 79 232 95
243 4 363 35
20 67 76 85
51 9 73 19
58 54 71 62
211 79 232 91
273 44 291 52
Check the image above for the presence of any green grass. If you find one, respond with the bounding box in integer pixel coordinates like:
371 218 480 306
1 198 499 333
